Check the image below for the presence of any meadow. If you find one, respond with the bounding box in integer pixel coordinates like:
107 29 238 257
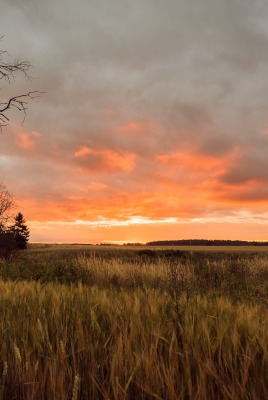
0 244 268 399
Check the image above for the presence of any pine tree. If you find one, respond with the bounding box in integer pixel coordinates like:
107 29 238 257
9 213 30 249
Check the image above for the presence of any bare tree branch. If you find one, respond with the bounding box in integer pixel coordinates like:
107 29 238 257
0 91 44 128
0 37 44 132
0 57 31 83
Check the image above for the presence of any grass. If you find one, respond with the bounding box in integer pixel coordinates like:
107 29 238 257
2 246 268 300
0 246 268 398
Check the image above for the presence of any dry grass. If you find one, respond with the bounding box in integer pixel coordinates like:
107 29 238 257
0 282 268 400
28 243 268 253
0 280 267 399
0 247 268 398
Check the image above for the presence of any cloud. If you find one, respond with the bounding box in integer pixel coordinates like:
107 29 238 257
1 0 268 242
219 139 268 185
87 182 108 191
74 146 136 173
156 151 224 172
15 132 35 150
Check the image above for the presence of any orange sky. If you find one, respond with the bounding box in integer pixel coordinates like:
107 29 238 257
1 1 268 243
2 123 268 243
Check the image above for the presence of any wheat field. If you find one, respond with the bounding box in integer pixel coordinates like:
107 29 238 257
0 246 267 399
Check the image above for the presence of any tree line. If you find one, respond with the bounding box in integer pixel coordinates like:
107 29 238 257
147 239 268 246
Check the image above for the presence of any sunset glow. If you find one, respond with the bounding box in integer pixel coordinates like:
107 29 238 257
1 0 268 243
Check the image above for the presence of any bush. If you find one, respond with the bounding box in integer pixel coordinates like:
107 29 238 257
0 232 15 259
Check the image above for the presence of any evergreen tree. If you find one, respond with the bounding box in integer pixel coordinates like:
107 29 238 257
9 213 30 249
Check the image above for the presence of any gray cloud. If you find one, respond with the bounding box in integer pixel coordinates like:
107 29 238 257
1 0 268 234
220 144 268 185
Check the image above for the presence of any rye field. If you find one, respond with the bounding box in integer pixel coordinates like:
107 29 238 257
0 245 268 399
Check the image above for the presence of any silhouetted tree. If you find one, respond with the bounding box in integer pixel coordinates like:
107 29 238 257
0 183 14 226
0 186 15 258
0 37 42 132
9 212 30 249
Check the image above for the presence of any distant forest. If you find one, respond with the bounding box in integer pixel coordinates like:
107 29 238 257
146 239 268 246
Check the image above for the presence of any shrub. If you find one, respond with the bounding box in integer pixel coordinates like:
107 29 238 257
0 232 15 259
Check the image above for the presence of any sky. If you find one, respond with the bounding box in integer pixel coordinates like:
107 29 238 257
1 0 268 243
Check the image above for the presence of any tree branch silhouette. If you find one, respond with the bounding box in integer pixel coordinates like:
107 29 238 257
0 37 44 131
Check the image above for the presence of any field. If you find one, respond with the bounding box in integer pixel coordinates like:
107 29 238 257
0 244 268 399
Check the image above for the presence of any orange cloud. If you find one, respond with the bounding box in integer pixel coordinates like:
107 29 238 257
74 146 136 172
16 132 35 150
74 146 93 157
156 151 225 171
118 121 144 133
117 120 157 137
87 182 108 191
4 123 268 244
13 129 43 151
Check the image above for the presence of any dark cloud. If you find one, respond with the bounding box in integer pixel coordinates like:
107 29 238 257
200 136 236 157
220 146 268 185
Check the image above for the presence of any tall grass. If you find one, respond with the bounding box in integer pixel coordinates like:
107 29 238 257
0 280 267 399
0 247 268 398
1 249 268 300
